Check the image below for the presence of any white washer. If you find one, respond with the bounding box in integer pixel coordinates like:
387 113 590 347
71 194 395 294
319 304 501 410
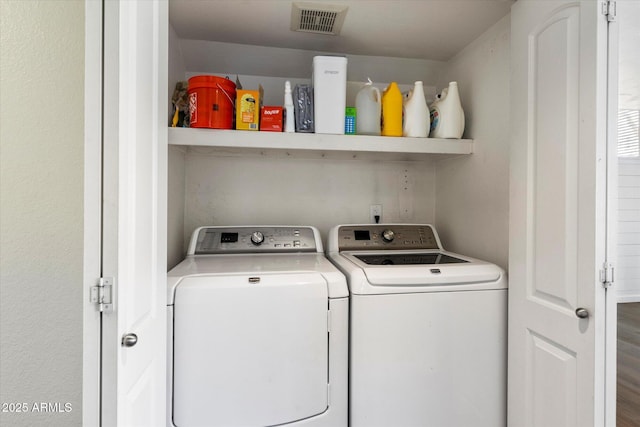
167 226 348 427
327 224 507 427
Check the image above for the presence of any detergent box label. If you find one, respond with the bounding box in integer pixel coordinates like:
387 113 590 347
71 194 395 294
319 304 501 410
260 106 283 132
235 86 263 131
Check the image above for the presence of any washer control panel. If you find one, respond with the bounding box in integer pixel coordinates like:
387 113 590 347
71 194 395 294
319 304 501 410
191 226 319 254
336 224 440 251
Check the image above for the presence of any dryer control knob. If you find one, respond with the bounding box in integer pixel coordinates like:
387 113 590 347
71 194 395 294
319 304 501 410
250 231 265 245
382 229 395 242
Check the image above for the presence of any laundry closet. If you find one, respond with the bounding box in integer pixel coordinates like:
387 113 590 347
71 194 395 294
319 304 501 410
165 4 511 271
92 1 617 425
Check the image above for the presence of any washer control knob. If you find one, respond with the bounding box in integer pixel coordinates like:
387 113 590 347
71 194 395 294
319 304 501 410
250 231 264 246
382 229 395 242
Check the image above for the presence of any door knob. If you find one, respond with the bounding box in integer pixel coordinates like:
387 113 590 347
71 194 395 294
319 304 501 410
121 333 138 347
575 308 589 319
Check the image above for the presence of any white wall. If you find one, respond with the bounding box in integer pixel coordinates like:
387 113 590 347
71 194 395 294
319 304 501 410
168 146 187 269
168 24 188 269
178 38 446 84
617 159 640 302
434 15 511 270
0 1 84 426
181 153 436 253
169 148 439 264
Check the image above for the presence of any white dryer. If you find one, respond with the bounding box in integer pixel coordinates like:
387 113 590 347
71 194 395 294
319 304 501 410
167 226 348 427
327 224 507 427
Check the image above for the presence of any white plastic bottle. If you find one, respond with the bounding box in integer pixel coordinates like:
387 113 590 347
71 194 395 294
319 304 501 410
403 81 429 138
429 81 465 139
355 78 381 135
284 80 295 133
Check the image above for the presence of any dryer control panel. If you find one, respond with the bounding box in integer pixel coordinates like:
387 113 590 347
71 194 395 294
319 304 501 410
335 224 441 251
190 226 319 254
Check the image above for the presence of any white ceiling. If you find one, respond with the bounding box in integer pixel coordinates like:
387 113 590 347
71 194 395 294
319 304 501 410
169 0 514 61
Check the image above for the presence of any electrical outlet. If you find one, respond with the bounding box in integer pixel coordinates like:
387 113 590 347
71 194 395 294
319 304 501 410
370 204 382 224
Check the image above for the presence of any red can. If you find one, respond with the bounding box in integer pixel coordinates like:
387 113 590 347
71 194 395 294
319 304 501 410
188 75 236 129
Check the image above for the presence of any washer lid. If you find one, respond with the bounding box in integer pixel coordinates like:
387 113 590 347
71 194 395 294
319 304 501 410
340 251 505 289
353 252 468 265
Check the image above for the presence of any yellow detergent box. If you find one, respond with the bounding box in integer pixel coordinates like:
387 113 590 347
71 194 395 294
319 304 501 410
235 86 263 131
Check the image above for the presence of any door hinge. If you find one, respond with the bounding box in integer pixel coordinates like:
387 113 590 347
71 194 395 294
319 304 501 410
600 263 614 288
90 277 114 312
602 1 616 22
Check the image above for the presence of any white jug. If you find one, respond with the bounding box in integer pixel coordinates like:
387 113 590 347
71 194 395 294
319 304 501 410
429 81 465 139
403 81 429 138
355 78 381 135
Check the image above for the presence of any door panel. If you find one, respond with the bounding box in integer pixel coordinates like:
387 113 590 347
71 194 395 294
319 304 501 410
101 0 168 425
527 332 577 425
530 6 580 311
509 1 609 426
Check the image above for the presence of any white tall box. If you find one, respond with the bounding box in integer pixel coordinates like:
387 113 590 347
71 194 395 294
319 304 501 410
313 56 348 134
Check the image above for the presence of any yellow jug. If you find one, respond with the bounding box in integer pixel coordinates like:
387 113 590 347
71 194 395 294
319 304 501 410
382 82 403 136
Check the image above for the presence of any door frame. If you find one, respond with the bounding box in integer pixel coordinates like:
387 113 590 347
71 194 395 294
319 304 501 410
83 1 169 424
82 0 103 424
604 4 619 423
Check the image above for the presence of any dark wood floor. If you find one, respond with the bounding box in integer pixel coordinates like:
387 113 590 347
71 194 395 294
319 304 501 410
618 302 640 427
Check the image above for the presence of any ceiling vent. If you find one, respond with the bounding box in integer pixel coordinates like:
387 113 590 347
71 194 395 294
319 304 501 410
291 2 348 35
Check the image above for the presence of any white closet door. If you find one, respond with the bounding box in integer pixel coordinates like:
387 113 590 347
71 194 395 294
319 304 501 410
509 1 611 426
101 0 168 425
